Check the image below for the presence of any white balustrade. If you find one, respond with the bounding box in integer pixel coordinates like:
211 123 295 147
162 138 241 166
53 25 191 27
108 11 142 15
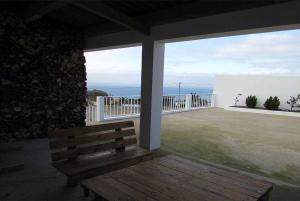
85 103 97 122
86 93 215 122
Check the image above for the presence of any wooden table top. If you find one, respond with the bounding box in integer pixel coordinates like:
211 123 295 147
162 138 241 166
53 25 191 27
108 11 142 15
81 155 273 201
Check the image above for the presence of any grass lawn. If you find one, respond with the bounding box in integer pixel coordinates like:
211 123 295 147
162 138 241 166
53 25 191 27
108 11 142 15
155 108 300 201
155 108 300 186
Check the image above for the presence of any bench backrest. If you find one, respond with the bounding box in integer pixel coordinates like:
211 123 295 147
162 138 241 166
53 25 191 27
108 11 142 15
49 121 137 162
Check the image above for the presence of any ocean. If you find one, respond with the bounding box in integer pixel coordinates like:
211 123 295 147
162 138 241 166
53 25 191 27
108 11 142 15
88 85 213 96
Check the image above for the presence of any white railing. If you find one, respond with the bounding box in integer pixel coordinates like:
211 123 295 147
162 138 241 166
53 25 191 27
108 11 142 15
86 103 97 122
103 96 141 119
86 93 215 122
162 94 187 113
191 93 214 108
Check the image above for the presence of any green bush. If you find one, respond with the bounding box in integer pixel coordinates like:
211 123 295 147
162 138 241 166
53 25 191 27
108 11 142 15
87 90 108 103
264 96 280 110
245 95 257 108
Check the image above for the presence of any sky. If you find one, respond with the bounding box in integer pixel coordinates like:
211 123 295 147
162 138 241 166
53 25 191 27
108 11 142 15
85 29 300 88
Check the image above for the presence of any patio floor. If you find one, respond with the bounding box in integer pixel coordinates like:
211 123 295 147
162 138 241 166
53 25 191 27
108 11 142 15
0 138 299 201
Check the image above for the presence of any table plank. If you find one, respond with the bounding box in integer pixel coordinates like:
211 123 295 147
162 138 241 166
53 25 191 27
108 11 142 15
129 161 257 201
83 176 156 201
156 156 272 198
161 155 272 190
110 166 232 201
82 155 273 201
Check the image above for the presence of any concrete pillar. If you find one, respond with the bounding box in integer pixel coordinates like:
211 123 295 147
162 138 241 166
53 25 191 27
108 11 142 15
139 38 165 150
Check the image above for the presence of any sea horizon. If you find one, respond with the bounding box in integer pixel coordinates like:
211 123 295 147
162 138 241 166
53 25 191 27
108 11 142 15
88 84 213 96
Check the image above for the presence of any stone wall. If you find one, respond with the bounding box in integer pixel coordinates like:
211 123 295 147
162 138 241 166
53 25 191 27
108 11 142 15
0 12 87 141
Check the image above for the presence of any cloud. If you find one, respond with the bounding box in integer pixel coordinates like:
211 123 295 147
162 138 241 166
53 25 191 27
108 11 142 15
85 30 300 87
214 33 300 72
164 72 214 88
84 46 142 74
87 73 141 86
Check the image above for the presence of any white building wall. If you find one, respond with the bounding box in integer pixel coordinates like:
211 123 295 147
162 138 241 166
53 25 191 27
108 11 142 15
213 75 300 109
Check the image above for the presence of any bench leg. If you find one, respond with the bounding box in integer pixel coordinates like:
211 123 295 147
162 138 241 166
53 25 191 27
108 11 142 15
81 185 90 197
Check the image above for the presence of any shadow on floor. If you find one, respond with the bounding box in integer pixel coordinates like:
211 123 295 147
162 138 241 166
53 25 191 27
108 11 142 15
1 138 299 201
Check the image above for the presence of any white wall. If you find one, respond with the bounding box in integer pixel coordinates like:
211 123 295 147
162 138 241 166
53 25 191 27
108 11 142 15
213 75 300 109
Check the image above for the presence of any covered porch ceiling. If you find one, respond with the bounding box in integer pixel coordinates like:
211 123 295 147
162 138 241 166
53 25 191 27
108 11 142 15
2 0 296 41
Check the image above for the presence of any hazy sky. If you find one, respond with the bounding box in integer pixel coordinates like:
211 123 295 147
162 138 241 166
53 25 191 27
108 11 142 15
85 29 300 87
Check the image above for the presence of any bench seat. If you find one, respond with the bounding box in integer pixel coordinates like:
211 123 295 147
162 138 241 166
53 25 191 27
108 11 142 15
49 121 153 186
53 147 153 177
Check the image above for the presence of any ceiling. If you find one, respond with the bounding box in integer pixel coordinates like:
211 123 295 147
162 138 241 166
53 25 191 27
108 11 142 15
1 0 294 37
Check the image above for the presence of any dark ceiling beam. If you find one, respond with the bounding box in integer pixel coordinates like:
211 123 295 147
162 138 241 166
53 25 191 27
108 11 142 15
70 1 150 35
139 1 280 26
25 1 68 23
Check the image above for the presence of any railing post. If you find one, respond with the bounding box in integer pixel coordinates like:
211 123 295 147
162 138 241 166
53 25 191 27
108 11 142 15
185 94 192 110
211 94 215 107
96 96 105 121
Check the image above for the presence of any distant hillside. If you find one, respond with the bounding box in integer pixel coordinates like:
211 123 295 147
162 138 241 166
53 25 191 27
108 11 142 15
87 89 108 102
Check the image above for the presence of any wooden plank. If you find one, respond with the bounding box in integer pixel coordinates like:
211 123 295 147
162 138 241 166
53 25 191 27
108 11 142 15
54 148 152 176
156 156 269 198
63 150 153 185
84 170 174 201
130 162 250 201
82 156 272 201
49 129 136 149
106 162 232 201
115 128 125 152
134 161 257 201
83 175 156 201
162 155 272 191
50 121 134 138
51 138 137 161
69 153 153 185
83 177 137 200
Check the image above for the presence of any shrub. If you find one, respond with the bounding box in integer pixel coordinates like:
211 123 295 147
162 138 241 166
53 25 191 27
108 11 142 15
287 96 298 111
234 93 242 106
87 89 108 103
264 96 280 110
245 95 257 108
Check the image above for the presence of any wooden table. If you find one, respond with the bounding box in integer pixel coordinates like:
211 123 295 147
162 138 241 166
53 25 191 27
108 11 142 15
81 155 273 201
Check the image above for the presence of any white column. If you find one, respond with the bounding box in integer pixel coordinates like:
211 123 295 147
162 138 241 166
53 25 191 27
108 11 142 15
211 94 215 107
139 38 165 150
185 94 192 110
96 96 105 121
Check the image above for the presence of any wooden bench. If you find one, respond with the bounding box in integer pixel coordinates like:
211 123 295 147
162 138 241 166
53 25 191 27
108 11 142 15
49 121 153 186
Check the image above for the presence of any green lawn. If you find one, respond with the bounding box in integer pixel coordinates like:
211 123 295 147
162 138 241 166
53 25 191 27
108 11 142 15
154 108 300 201
161 124 263 177
154 108 300 186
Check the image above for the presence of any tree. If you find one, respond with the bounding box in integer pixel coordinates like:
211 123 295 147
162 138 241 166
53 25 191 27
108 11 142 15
287 96 298 111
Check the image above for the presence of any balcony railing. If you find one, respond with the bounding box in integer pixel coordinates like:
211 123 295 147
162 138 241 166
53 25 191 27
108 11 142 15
86 93 214 122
